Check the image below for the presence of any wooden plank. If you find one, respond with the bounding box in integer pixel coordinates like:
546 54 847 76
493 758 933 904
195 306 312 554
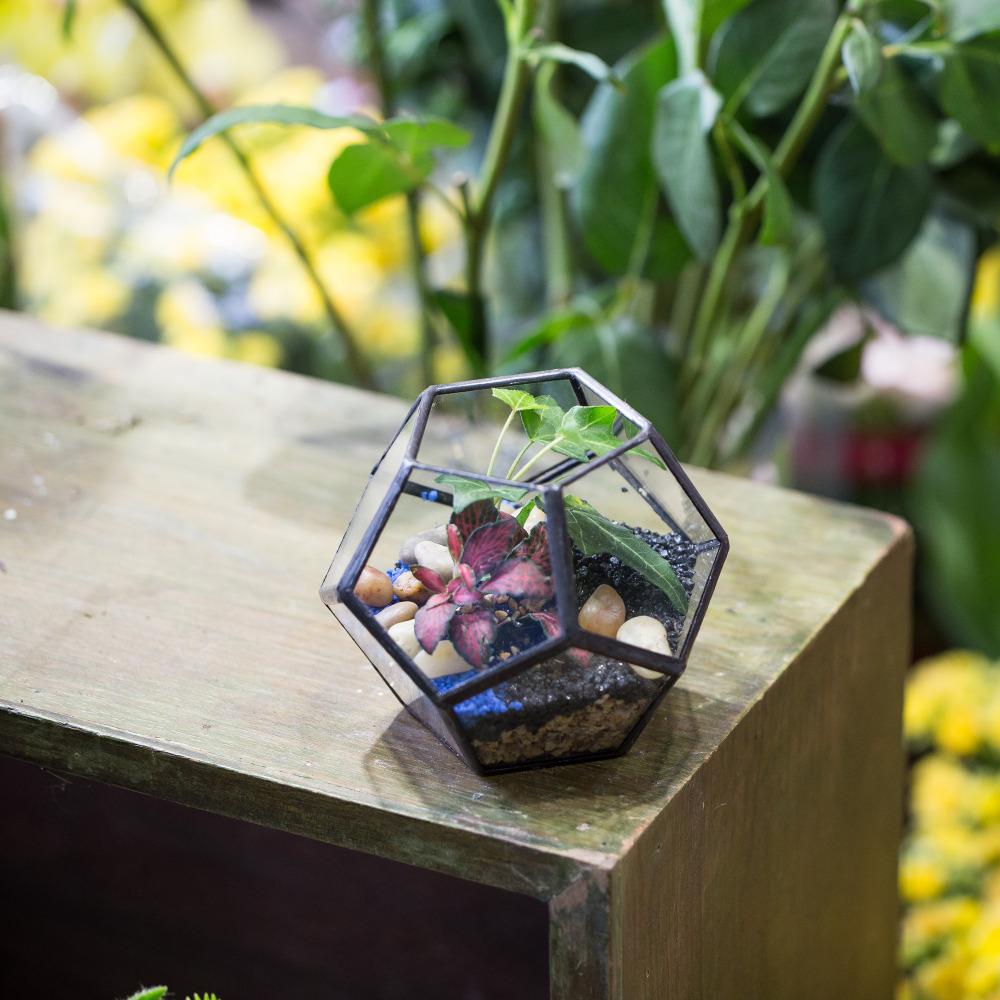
0 311 910 958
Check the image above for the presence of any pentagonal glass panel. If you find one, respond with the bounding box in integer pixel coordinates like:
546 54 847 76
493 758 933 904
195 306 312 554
338 466 559 696
559 441 722 662
415 377 639 484
320 403 418 602
448 645 666 770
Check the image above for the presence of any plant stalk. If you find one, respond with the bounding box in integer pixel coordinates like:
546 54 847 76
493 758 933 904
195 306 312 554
463 0 539 362
119 0 374 388
362 0 435 386
680 11 853 429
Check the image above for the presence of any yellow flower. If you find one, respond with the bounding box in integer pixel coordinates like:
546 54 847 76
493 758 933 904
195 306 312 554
315 233 383 326
901 855 948 903
937 708 982 757
903 897 980 967
248 247 323 327
83 94 181 167
362 300 420 359
915 952 972 1000
229 331 283 368
972 248 1000 320
35 268 130 329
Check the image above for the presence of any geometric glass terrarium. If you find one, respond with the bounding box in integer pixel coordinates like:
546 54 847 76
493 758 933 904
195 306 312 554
321 369 729 774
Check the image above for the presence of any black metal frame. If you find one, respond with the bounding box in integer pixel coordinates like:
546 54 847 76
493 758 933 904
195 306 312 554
321 368 730 775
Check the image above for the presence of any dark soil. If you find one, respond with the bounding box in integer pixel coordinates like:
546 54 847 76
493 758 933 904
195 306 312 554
573 526 702 650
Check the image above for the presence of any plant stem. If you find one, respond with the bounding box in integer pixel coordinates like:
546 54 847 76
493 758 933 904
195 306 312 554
362 0 435 385
487 410 517 477
512 436 560 481
505 438 534 479
463 0 539 362
119 0 374 388
679 11 853 418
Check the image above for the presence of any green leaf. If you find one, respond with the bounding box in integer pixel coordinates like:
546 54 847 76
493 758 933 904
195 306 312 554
380 117 471 152
491 387 549 412
855 60 938 166
941 0 1000 41
663 0 702 75
572 35 678 275
498 307 596 366
813 119 932 281
842 19 883 95
434 473 528 511
703 0 752 35
558 405 622 460
939 38 1000 145
515 498 538 526
520 395 566 443
327 142 430 214
725 121 794 245
125 989 168 1000
564 496 687 611
862 209 976 342
709 0 835 117
534 63 585 189
652 72 722 262
527 43 620 85
169 105 374 177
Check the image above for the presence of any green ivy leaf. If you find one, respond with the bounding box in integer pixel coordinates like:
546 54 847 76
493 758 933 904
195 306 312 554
520 395 566 443
434 473 528 511
652 71 723 262
564 496 687 611
515 497 538 526
939 38 1000 145
842 19 883 95
491 387 549 412
814 119 932 281
710 0 835 117
558 405 622 460
125 989 168 1000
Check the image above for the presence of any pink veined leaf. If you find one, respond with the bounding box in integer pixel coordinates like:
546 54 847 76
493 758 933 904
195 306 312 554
481 558 554 602
411 566 446 594
447 522 463 563
461 518 521 579
450 564 482 605
451 499 498 545
528 611 588 665
513 522 551 574
450 608 498 669
413 594 457 654
498 511 528 548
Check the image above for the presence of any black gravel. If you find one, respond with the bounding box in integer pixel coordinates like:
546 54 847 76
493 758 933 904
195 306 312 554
573 526 701 649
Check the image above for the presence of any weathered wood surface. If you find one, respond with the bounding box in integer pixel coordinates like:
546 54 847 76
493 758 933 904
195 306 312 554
0 312 912 998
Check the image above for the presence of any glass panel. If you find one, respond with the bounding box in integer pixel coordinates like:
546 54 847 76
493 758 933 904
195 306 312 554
450 647 665 770
560 443 721 659
338 466 557 692
416 379 586 482
320 406 417 604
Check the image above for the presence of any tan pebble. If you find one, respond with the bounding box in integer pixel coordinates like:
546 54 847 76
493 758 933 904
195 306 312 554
578 584 626 638
415 639 468 678
393 570 431 605
375 601 417 629
399 524 449 565
617 615 671 680
388 619 421 658
414 540 455 582
354 565 393 607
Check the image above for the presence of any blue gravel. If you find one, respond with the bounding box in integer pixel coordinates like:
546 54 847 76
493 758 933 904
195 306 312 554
433 671 524 719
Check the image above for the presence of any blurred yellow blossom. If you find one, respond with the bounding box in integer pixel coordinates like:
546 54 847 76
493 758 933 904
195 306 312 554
230 331 283 368
36 268 129 328
83 93 180 167
156 279 227 357
973 248 1000 320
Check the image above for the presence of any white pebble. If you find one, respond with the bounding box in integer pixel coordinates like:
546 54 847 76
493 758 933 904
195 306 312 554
617 615 672 680
415 639 468 678
375 601 417 629
388 619 421 659
399 524 448 565
3 509 16 522
414 540 455 582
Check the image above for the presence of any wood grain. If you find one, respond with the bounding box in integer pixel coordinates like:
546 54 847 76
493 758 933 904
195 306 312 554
0 312 911 996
